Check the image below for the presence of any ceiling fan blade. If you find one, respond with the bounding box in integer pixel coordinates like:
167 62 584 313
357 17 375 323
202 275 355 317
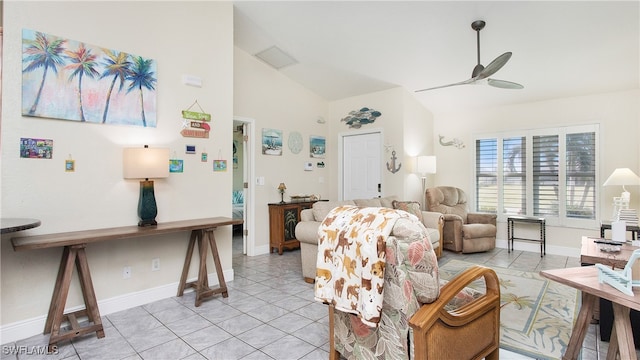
487 78 524 89
476 52 512 80
415 78 475 93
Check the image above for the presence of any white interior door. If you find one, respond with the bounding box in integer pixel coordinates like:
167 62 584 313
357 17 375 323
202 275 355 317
342 132 382 200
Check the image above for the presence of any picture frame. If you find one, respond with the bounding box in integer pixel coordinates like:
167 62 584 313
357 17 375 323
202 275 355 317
169 159 184 173
213 160 227 172
262 128 282 156
22 29 157 127
310 135 326 158
20 138 53 159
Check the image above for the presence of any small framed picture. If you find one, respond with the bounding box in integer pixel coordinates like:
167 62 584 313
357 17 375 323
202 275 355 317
310 135 326 158
65 160 75 172
170 159 184 173
213 160 227 172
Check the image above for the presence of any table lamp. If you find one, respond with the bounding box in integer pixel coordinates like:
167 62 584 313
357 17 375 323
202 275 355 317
603 168 640 220
603 168 640 201
278 183 287 204
123 145 169 226
416 156 437 209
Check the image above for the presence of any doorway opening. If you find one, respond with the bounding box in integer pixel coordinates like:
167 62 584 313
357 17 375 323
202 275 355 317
232 117 255 256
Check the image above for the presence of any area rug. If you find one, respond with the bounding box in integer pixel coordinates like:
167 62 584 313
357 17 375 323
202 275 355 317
439 260 580 360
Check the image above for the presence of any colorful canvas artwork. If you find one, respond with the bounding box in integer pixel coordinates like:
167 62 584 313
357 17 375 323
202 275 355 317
20 138 53 159
21 29 157 127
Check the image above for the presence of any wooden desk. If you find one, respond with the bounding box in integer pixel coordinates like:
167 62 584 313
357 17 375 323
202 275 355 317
11 217 242 351
541 266 640 360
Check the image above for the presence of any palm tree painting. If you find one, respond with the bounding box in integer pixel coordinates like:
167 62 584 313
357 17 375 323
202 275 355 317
21 29 157 127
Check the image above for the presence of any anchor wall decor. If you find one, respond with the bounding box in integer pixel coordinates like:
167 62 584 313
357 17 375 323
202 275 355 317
386 150 402 174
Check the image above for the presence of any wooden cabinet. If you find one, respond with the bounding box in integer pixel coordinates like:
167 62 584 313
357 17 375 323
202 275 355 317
268 201 315 255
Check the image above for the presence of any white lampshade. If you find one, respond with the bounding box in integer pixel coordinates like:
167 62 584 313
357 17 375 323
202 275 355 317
416 156 436 175
123 146 169 179
603 168 640 187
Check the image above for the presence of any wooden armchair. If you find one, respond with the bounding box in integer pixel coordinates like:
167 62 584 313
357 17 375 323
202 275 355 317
409 265 501 360
316 206 501 360
328 265 500 360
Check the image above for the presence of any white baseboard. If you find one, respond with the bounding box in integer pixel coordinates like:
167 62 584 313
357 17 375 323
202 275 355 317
0 269 234 344
252 244 271 256
495 239 580 258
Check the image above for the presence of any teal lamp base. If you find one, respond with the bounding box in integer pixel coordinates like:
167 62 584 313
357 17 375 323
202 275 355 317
137 180 158 227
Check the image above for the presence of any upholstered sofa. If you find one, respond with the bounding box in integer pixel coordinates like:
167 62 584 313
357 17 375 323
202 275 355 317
295 196 444 283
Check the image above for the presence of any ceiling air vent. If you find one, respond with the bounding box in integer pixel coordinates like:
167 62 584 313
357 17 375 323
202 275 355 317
254 46 298 70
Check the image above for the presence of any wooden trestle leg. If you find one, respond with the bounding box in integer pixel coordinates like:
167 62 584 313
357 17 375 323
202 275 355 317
44 244 104 352
177 228 228 306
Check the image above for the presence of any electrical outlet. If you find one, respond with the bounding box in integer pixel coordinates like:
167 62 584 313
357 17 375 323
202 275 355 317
123 266 132 279
151 258 160 271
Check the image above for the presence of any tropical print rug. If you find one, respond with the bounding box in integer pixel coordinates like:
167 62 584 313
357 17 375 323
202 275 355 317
439 260 579 360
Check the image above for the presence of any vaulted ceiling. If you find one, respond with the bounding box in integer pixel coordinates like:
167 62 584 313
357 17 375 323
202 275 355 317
233 1 639 115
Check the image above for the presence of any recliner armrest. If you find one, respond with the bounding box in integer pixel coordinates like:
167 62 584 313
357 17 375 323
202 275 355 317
442 213 464 223
467 212 497 226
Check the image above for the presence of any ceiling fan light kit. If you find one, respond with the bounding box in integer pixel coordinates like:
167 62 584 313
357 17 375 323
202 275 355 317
416 20 524 93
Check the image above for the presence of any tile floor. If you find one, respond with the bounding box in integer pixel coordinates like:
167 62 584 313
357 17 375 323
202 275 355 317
0 237 631 359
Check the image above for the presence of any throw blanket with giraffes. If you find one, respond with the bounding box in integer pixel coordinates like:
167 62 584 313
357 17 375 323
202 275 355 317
314 205 410 327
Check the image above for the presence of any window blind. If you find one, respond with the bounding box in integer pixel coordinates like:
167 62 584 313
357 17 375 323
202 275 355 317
503 137 526 215
476 138 497 213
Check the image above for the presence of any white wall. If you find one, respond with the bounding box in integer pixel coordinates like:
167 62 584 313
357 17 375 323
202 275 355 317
1 1 234 340
326 87 435 203
233 47 330 254
433 89 640 252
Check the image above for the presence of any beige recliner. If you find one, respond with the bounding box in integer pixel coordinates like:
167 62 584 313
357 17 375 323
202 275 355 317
426 186 497 253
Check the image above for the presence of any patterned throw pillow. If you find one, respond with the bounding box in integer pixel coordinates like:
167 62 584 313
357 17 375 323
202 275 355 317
392 200 423 223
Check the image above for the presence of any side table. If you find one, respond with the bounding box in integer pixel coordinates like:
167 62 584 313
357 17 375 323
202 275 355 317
507 215 546 257
541 266 640 360
601 220 640 240
580 236 640 346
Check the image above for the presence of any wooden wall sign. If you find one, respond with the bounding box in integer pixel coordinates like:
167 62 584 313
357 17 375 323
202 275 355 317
181 101 211 138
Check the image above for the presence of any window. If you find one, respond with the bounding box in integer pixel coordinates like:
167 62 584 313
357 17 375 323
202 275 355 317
474 125 598 227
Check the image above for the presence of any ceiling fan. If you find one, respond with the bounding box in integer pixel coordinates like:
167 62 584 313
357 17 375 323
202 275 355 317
416 20 523 92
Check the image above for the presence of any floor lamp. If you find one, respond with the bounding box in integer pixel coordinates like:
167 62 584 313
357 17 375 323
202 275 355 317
416 156 436 210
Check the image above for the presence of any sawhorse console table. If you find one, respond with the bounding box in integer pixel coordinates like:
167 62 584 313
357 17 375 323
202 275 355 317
11 217 242 352
507 215 546 257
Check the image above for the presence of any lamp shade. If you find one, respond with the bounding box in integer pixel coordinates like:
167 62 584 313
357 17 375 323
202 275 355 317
416 156 436 175
123 146 169 179
603 168 640 187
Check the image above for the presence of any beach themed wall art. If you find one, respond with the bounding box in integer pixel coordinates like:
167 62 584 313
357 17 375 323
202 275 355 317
213 160 227 172
310 135 325 158
22 29 157 127
341 107 382 129
262 128 282 156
